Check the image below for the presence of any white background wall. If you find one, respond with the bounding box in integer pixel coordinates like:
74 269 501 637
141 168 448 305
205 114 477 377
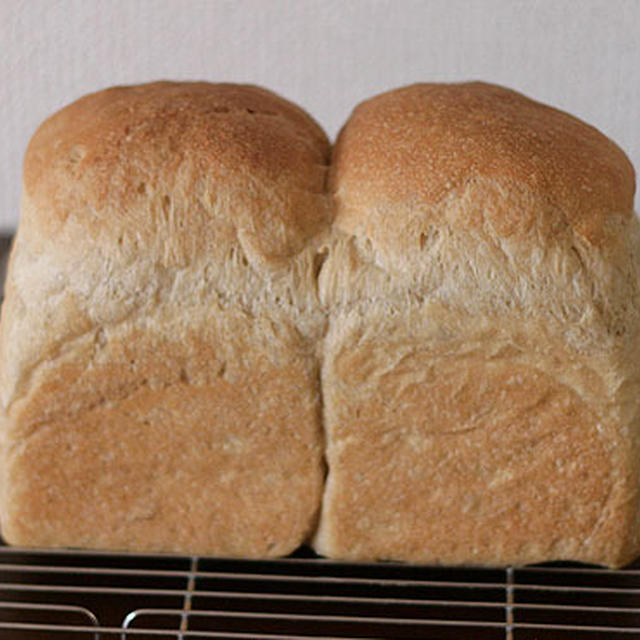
2 0 640 230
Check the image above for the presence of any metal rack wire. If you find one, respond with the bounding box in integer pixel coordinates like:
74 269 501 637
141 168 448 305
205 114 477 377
0 544 639 638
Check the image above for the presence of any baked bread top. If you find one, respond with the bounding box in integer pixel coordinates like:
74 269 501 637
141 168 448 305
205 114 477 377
22 81 330 271
331 82 635 250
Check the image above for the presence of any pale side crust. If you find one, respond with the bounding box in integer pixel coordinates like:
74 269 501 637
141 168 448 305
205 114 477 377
315 308 640 567
2 310 324 557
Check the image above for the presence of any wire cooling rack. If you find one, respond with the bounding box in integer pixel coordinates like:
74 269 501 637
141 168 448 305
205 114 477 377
0 544 639 639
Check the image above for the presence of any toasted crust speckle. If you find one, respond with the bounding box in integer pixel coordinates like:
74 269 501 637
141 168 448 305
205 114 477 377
331 82 635 247
23 81 330 267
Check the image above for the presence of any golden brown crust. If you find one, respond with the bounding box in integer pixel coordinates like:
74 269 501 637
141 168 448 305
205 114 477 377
331 82 635 247
23 81 330 268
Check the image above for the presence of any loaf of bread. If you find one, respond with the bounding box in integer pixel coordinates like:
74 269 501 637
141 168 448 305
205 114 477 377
314 82 640 568
0 82 330 556
2 80 639 567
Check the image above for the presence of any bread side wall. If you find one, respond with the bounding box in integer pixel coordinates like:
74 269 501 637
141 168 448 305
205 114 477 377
2 298 325 556
315 211 640 566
